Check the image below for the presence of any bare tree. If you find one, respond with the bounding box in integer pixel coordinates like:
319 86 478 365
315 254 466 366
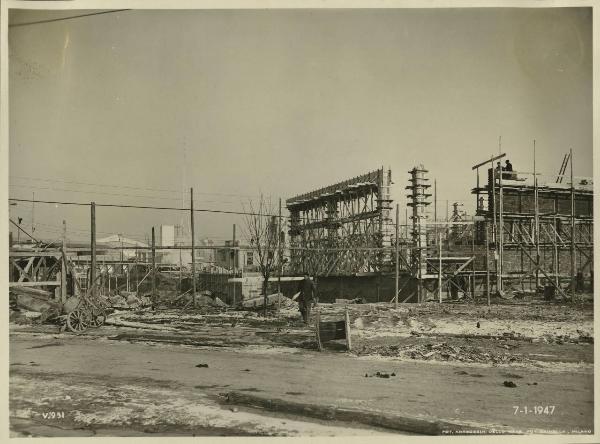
244 196 282 316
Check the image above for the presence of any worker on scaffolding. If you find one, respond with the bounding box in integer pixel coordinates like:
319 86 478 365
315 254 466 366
297 272 317 324
495 161 504 181
504 159 515 180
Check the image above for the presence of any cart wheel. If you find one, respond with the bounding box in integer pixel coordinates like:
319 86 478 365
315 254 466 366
66 309 90 333
89 310 106 328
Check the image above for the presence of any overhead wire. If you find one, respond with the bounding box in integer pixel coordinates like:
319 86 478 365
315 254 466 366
10 175 280 200
8 197 290 219
9 9 130 28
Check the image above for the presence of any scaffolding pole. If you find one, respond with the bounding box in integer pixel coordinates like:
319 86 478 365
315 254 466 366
485 222 490 306
191 187 196 304
395 204 399 308
570 148 575 300
438 232 442 303
90 202 96 297
534 140 540 289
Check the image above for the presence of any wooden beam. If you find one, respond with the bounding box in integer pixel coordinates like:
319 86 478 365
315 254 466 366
9 251 62 258
471 153 506 170
17 257 35 282
10 281 60 287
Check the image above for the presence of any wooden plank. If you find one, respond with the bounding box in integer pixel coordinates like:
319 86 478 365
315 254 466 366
315 311 323 351
345 308 352 351
471 153 506 170
9 251 62 258
10 281 61 287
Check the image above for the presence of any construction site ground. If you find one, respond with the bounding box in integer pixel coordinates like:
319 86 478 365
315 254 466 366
10 299 594 437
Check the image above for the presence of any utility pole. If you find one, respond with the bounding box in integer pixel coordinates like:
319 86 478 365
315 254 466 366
395 204 399 308
61 220 67 303
151 227 156 307
438 232 442 303
232 223 237 307
90 202 96 297
191 187 196 305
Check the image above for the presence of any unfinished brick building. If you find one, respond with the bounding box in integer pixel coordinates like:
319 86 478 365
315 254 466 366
472 152 593 297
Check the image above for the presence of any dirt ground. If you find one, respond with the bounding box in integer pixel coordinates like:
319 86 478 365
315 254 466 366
9 300 594 436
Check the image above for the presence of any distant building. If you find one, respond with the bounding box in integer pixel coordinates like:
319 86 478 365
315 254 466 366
96 234 150 262
156 224 216 267
215 240 259 272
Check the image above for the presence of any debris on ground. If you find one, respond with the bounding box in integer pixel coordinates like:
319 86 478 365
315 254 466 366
365 371 396 378
354 342 532 365
195 364 209 368
503 381 517 388
241 293 296 310
9 287 62 324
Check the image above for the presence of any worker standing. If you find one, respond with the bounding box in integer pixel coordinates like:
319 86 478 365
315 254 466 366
297 272 317 324
505 159 515 179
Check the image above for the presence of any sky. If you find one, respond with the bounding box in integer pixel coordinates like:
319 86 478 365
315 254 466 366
7 7 593 244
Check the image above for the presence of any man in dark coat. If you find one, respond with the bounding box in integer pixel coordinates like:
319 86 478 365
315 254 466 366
297 273 317 324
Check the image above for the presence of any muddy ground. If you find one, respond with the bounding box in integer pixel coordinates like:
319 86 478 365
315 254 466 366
9 300 594 436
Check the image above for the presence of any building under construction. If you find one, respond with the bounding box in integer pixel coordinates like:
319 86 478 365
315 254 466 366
286 168 394 276
471 152 593 298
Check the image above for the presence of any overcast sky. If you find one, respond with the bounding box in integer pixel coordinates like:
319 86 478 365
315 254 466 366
8 7 593 244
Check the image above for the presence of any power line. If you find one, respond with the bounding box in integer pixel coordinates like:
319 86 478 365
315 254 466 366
9 9 130 28
10 175 279 200
9 183 243 205
8 197 289 219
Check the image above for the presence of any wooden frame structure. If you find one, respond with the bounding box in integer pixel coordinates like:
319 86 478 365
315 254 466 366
286 168 394 276
471 151 593 298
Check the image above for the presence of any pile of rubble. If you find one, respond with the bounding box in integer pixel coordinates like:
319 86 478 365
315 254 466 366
354 342 532 365
9 287 61 325
105 292 152 309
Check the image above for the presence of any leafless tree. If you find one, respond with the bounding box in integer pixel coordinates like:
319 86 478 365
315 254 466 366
244 196 282 316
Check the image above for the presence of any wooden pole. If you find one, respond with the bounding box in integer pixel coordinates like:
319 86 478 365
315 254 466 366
438 232 442 303
486 222 490 306
471 216 475 302
534 140 540 290
491 155 497 244
434 180 437 223
233 223 237 307
278 197 283 312
395 204 399 308
553 214 559 288
570 148 575 300
476 168 480 212
496 135 502 293
90 202 96 297
151 227 156 306
191 187 196 305
61 220 67 303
